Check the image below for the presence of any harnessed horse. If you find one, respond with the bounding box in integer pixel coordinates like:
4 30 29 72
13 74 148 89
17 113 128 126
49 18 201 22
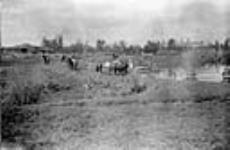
114 62 129 75
67 57 79 70
42 54 50 64
61 55 67 62
96 58 133 75
114 58 133 75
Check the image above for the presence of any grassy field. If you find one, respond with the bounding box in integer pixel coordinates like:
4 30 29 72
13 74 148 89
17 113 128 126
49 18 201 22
1 52 230 150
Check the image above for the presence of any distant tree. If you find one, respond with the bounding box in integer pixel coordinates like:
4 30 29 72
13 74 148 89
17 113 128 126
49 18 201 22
143 40 160 54
110 41 126 54
41 37 49 48
221 38 230 65
118 40 127 52
110 40 127 54
220 51 230 65
111 42 119 54
41 36 62 51
74 40 84 53
96 39 106 51
84 43 95 53
0 47 3 62
224 37 230 50
103 44 113 52
67 40 84 53
214 40 220 51
126 44 142 55
167 38 176 50
134 45 143 55
57 35 63 50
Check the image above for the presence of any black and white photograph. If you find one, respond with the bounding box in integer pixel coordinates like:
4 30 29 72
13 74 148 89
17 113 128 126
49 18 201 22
0 0 230 149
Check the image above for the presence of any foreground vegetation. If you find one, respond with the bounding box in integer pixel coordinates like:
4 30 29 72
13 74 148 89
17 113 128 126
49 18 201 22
1 52 230 150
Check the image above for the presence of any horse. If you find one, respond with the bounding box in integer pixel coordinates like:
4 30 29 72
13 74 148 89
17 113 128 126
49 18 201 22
114 62 129 75
61 55 67 62
96 59 132 75
113 58 134 75
67 57 78 70
42 54 50 64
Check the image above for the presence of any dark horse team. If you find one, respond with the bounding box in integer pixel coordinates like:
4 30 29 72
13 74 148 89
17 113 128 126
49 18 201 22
96 59 133 75
42 53 50 64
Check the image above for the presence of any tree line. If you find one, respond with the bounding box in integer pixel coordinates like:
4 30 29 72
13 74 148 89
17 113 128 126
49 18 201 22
48 37 230 55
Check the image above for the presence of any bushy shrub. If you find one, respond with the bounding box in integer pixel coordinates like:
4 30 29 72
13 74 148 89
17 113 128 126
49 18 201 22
2 83 45 143
131 78 147 94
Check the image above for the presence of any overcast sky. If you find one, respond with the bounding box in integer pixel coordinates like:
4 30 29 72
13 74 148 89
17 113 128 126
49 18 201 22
1 0 229 46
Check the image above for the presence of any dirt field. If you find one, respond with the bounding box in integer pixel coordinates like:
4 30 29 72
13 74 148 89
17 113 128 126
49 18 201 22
1 53 230 150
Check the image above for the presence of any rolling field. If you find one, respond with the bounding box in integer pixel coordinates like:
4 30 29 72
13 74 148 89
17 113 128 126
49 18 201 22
1 53 230 150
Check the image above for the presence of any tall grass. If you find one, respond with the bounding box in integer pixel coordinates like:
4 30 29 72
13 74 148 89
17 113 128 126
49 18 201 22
1 63 47 145
2 81 46 144
1 58 85 147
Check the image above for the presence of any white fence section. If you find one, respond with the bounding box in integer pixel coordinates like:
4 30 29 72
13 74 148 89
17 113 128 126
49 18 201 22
136 65 227 83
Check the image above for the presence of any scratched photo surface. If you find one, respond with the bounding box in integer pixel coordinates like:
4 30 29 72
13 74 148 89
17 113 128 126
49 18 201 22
1 0 230 150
